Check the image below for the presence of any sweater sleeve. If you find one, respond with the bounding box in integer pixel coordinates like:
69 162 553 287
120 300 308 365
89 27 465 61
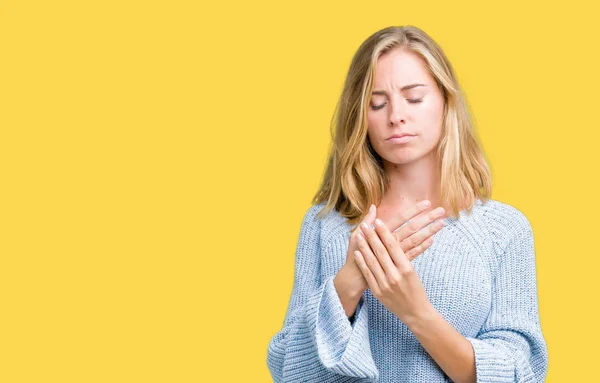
465 213 549 383
266 204 379 383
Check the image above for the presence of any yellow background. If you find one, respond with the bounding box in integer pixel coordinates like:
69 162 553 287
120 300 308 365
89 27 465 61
1 0 597 381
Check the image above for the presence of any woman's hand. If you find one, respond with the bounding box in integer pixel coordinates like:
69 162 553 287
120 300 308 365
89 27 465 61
367 201 447 261
353 205 444 325
342 201 446 294
341 204 379 293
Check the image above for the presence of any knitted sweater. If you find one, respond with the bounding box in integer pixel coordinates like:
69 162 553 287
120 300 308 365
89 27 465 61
266 198 549 383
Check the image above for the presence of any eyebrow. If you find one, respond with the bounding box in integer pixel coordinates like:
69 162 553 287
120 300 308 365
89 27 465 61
372 83 427 95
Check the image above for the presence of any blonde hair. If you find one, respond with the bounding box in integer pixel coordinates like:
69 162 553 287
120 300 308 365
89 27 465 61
312 25 492 227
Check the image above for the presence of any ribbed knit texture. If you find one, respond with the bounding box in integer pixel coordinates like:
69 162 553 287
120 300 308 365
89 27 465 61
266 198 549 383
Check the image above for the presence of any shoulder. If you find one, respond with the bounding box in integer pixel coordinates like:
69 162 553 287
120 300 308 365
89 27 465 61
301 202 352 245
482 198 530 225
482 199 532 233
296 203 325 240
480 198 534 254
302 202 326 222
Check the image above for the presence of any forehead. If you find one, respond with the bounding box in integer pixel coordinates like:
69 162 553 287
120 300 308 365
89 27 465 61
373 48 431 86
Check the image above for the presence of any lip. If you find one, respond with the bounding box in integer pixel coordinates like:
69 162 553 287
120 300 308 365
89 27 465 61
386 133 416 140
386 134 416 143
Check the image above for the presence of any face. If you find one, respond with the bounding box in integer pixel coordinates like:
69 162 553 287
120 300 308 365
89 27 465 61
367 48 445 166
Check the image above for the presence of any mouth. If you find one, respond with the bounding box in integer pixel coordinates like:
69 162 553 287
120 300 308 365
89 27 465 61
386 135 417 144
386 134 416 140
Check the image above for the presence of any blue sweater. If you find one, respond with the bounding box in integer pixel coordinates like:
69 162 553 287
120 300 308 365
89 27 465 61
266 198 549 382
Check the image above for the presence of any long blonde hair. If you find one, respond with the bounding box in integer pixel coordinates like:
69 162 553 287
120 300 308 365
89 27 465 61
312 25 492 227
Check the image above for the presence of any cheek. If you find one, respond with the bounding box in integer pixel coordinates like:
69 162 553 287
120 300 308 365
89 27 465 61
366 112 378 128
419 101 444 126
367 113 385 130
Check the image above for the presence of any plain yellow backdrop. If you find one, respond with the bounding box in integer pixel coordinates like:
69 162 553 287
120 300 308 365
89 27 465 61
1 0 598 382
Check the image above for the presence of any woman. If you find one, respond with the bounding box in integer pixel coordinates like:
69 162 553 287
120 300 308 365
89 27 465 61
266 25 548 383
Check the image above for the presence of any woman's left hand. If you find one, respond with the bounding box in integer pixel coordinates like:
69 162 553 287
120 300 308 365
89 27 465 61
355 215 435 326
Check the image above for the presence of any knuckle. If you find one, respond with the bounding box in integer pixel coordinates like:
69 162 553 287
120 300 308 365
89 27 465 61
372 247 383 259
409 234 419 246
400 268 414 278
413 244 423 256
429 226 436 236
399 243 407 253
399 239 409 252
394 228 406 240
407 221 418 234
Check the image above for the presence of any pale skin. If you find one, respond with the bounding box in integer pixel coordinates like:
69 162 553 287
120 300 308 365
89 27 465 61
333 47 477 383
333 199 446 320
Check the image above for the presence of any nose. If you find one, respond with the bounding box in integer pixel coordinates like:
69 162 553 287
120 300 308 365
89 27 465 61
388 96 406 126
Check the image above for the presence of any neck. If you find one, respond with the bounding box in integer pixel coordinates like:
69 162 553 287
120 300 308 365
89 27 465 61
380 151 443 209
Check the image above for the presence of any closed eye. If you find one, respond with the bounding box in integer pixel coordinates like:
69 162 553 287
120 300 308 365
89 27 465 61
371 98 423 110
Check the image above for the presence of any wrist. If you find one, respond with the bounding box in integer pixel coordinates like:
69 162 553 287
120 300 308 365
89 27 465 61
403 303 439 330
334 266 365 317
335 265 366 300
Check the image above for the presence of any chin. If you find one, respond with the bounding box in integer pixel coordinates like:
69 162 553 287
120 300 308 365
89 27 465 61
385 150 423 164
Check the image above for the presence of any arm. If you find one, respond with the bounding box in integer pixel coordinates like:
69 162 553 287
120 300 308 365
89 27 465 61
334 263 366 320
406 212 549 383
404 305 476 383
266 204 379 383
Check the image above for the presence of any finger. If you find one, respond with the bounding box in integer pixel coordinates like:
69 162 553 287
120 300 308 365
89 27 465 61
393 206 446 243
404 237 434 261
353 250 379 292
388 199 432 234
350 204 377 235
399 218 445 255
361 220 401 280
373 218 410 270
356 230 387 291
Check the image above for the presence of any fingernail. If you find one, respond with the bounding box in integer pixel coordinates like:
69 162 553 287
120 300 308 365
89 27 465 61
422 200 431 208
369 204 375 213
